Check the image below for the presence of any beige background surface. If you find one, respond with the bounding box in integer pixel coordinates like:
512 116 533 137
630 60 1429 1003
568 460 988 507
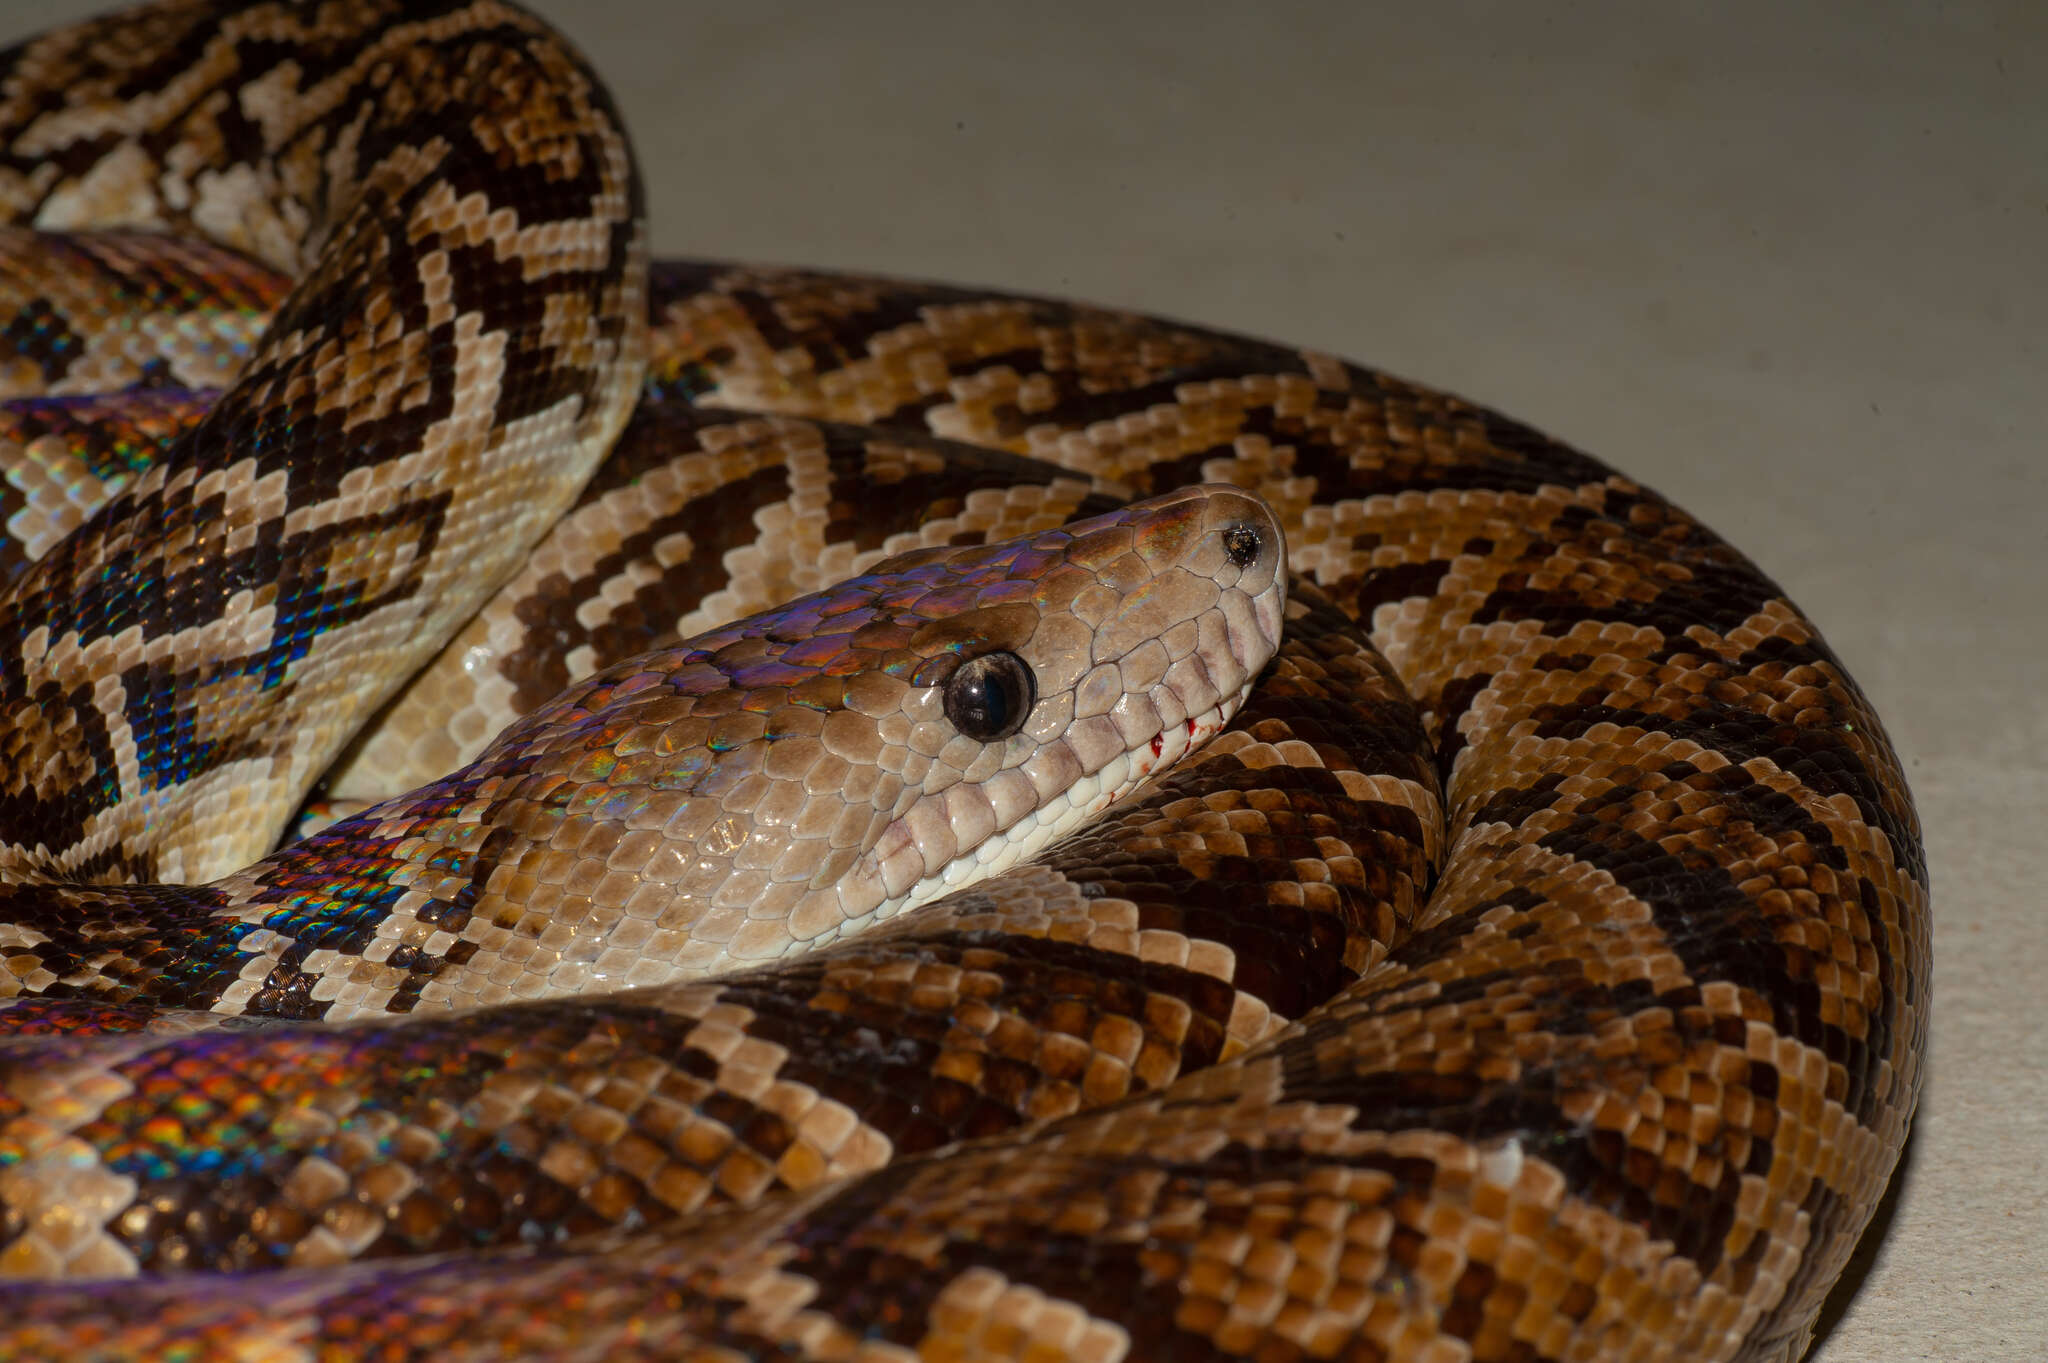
7 2 2043 1358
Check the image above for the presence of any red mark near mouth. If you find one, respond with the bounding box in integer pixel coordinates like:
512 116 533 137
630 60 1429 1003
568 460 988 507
1150 716 1211 764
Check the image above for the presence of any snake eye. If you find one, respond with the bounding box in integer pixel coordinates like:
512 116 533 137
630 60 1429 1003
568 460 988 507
943 651 1036 741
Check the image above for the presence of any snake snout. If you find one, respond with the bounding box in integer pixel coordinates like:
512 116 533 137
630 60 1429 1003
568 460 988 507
1073 483 1288 705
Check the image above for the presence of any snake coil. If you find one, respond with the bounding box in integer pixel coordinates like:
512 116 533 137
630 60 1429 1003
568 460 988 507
0 3 1926 1360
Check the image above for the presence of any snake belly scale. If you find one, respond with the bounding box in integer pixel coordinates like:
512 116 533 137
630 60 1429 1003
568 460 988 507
0 3 1926 1362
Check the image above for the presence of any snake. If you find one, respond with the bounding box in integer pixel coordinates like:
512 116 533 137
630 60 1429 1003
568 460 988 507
0 2 1928 1360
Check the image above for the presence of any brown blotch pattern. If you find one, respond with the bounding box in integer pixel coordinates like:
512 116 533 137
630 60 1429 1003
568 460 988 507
0 7 1923 1363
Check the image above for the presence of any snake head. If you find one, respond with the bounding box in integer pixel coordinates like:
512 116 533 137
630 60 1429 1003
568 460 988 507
458 483 1286 987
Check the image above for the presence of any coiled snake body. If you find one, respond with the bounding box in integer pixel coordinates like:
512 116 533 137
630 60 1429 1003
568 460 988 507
0 3 1927 1360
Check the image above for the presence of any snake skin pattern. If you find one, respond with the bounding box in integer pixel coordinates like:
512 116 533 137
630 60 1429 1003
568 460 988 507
0 3 1928 1361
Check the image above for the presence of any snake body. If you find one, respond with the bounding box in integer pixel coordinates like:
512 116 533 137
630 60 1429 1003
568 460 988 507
0 3 1927 1361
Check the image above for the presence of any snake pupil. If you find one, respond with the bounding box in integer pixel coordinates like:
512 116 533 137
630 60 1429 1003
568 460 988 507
943 652 1036 741
1223 523 1262 568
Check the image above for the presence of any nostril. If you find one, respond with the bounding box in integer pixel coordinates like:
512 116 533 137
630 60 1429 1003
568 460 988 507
1222 523 1263 568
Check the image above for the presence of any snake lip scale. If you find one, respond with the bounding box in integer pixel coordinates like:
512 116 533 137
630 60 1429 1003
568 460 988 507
0 2 1925 1361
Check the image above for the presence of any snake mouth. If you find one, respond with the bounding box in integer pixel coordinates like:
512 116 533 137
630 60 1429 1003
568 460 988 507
838 681 1255 947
